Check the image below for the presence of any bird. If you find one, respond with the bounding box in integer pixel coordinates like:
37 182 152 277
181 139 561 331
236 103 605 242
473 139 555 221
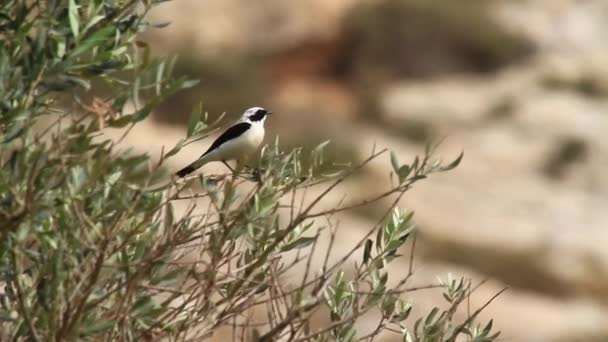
175 106 272 177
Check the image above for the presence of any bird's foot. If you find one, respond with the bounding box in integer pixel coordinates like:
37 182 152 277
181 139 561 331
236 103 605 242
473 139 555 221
251 167 264 183
241 164 264 183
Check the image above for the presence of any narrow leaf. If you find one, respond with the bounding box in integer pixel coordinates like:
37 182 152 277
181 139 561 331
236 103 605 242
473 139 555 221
165 139 184 159
61 75 90 90
187 104 202 137
314 140 331 153
440 151 464 171
163 202 174 233
70 27 114 57
283 236 316 251
80 321 115 334
155 60 165 95
68 0 79 38
363 239 373 264
397 165 410 183
150 21 171 28
180 79 200 89
390 151 400 174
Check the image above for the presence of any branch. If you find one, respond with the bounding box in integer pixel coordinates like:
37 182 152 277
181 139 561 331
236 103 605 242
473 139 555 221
445 287 508 342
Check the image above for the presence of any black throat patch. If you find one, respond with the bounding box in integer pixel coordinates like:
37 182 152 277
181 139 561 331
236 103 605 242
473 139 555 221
248 110 267 122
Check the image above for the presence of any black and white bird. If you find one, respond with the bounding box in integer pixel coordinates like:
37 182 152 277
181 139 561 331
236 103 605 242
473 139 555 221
175 107 272 177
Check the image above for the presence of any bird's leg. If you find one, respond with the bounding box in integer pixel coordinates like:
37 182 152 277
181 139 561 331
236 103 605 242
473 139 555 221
241 160 263 183
222 160 235 174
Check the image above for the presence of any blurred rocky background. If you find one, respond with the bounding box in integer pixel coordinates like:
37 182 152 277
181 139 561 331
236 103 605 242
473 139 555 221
123 0 608 340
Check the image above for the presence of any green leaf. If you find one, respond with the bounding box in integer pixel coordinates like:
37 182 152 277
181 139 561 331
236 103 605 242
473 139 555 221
255 283 270 294
482 319 494 335
187 104 202 137
2 121 24 144
390 151 400 175
490 331 501 340
40 234 58 250
411 156 419 172
133 103 154 122
381 294 398 316
136 40 151 69
440 151 464 171
363 239 372 264
80 321 115 335
152 267 185 287
163 202 174 234
425 307 439 326
282 236 316 251
112 94 128 112
397 165 410 183
410 175 426 182
314 140 331 153
82 14 106 35
155 60 165 95
57 39 66 58
61 75 90 90
69 166 86 193
107 171 122 185
68 0 79 38
394 302 412 322
150 21 171 29
343 327 356 342
107 114 134 128
70 26 114 57
165 139 184 159
365 290 383 307
413 318 422 338
14 224 31 242
180 79 200 89
131 296 160 318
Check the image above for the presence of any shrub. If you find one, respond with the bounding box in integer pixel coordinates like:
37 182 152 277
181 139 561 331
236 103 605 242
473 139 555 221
0 0 503 340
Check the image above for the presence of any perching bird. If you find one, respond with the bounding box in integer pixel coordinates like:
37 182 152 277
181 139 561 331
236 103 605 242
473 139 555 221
175 107 271 177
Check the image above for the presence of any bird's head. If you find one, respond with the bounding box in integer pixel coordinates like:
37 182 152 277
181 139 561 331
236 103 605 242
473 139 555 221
241 107 272 123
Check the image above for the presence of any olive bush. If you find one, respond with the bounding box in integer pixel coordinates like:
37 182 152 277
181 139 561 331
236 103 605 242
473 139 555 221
0 0 503 340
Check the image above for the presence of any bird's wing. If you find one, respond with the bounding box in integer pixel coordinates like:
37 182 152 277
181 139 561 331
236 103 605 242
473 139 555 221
200 121 251 157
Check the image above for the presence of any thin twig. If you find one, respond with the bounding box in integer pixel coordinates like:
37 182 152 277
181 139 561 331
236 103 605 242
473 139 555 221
445 287 508 342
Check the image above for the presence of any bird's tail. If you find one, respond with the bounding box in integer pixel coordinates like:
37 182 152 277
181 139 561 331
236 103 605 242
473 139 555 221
175 164 196 178
175 156 209 178
175 154 213 177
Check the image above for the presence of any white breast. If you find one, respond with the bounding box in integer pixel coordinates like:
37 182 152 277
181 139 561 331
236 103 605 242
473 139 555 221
244 121 265 150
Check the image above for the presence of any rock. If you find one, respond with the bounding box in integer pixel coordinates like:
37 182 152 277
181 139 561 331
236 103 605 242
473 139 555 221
144 0 361 57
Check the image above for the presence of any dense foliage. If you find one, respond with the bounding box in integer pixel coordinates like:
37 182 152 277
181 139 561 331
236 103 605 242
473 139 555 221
0 0 502 341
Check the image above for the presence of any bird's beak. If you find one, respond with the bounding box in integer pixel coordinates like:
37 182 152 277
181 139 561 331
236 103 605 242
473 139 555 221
267 111 272 115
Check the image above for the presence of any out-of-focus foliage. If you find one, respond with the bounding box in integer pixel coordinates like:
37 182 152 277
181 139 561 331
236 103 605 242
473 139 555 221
0 0 502 340
0 0 197 339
